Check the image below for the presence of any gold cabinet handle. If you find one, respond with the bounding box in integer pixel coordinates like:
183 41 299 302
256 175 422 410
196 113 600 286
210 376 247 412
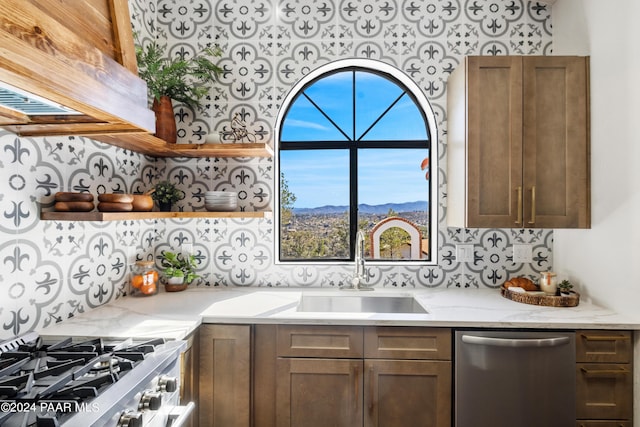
515 186 523 226
528 186 536 225
580 367 630 376
580 333 630 341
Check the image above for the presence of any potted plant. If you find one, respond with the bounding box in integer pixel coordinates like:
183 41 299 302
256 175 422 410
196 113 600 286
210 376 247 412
152 180 183 211
135 37 223 143
558 279 573 296
159 250 200 292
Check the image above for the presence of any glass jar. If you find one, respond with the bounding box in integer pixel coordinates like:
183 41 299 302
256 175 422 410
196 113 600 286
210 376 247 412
539 271 557 295
131 261 159 296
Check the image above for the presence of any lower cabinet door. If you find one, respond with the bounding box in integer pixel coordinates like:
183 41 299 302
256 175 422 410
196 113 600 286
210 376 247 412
276 358 363 427
576 363 632 420
199 325 251 427
364 360 451 427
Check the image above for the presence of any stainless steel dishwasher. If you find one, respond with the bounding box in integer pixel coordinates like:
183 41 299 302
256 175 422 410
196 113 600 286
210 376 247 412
455 330 575 427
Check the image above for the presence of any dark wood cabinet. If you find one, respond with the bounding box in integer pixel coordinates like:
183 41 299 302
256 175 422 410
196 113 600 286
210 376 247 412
264 325 451 427
276 325 364 358
197 323 633 427
364 359 450 427
576 330 633 425
198 324 251 427
276 357 363 427
447 55 590 228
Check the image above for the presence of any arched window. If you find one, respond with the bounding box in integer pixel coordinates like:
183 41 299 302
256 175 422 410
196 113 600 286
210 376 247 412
275 59 438 264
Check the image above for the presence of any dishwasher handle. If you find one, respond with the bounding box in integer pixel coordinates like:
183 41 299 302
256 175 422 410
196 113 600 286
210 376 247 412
461 334 571 348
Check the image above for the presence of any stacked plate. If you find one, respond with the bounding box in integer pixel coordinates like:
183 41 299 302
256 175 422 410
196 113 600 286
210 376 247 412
205 191 238 211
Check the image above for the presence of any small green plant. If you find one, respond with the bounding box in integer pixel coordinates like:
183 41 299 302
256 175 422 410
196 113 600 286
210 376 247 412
135 36 223 108
152 181 183 204
558 279 573 293
160 251 199 284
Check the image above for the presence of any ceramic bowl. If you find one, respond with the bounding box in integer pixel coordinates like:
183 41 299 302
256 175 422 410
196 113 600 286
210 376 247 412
131 194 154 211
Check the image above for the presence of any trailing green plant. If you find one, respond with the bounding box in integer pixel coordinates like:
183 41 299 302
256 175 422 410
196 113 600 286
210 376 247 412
135 36 223 108
152 180 183 204
160 251 200 284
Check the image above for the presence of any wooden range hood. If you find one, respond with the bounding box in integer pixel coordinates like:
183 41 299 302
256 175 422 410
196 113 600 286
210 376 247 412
0 0 155 138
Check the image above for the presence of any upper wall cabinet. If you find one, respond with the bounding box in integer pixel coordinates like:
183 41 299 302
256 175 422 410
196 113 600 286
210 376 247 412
0 0 155 137
447 56 590 229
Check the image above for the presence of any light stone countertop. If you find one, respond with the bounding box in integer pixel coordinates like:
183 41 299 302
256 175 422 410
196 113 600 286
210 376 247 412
38 287 640 340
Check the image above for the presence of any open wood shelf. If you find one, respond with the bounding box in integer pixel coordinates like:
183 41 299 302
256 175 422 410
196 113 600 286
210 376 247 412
93 133 273 158
41 210 273 221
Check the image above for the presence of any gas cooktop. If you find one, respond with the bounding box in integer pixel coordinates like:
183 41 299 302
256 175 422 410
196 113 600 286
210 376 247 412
0 332 190 427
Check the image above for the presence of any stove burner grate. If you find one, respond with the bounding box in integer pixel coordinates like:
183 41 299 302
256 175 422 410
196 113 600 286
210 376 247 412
0 333 172 427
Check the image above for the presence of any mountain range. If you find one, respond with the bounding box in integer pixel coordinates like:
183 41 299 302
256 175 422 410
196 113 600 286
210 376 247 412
292 201 428 215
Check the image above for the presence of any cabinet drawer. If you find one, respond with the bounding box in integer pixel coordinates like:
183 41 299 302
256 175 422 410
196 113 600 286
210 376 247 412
576 363 632 420
576 331 632 363
364 327 451 360
576 422 631 427
277 325 363 358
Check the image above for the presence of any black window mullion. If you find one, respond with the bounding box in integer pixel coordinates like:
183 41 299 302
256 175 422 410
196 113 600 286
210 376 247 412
349 70 358 261
349 148 358 261
302 92 351 142
279 141 350 150
357 92 407 141
356 140 430 149
280 140 428 150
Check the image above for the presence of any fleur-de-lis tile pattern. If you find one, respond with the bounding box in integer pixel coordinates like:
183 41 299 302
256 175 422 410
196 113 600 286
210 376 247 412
0 0 553 339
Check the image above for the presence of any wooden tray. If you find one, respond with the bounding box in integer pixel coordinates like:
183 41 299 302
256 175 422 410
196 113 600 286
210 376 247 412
500 286 580 307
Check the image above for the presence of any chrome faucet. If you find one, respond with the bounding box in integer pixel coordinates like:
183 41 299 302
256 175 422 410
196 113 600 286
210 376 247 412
343 230 373 291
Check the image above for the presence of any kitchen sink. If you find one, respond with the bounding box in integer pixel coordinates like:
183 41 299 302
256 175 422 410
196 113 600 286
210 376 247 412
296 295 427 314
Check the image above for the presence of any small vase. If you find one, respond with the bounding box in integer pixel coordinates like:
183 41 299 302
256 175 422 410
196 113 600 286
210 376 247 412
539 272 558 295
152 95 177 144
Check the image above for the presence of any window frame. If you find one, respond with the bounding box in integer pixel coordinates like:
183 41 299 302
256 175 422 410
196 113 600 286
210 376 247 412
274 58 438 266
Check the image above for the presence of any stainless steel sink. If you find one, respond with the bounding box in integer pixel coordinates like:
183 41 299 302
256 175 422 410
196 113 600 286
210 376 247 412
296 295 427 314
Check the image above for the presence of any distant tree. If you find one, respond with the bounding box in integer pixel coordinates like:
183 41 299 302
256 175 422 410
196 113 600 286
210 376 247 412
282 230 323 258
280 172 296 226
327 212 349 258
379 209 411 259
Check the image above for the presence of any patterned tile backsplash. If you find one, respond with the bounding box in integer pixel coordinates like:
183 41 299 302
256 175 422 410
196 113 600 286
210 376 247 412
0 0 553 339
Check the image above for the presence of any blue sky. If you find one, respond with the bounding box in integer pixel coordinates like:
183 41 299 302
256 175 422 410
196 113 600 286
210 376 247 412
279 70 430 209
280 149 429 208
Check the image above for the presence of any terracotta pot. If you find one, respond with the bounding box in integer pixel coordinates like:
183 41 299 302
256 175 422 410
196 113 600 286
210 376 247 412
152 95 177 143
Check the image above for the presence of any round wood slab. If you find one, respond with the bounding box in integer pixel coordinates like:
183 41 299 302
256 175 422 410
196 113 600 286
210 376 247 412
500 286 580 307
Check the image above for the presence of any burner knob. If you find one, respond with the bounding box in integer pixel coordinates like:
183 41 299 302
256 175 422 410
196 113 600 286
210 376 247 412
117 410 143 427
139 390 163 411
158 375 178 392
